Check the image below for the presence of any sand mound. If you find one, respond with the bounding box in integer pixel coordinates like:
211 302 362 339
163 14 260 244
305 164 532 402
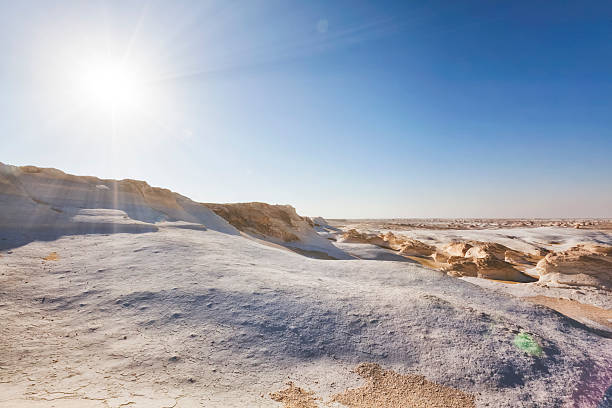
269 363 475 408
330 363 475 408
535 244 612 288
42 251 59 261
270 382 319 408
204 202 351 259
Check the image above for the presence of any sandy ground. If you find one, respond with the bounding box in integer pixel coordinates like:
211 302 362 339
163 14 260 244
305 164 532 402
1 225 611 407
1 164 611 407
331 363 475 408
270 362 476 408
329 220 612 331
524 296 612 330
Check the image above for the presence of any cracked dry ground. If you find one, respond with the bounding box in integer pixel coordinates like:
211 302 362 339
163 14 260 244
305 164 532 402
1 228 611 407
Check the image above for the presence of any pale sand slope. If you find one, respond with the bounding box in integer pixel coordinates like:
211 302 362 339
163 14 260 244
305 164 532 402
1 224 611 407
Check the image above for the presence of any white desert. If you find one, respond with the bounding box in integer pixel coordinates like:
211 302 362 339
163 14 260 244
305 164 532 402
1 163 611 407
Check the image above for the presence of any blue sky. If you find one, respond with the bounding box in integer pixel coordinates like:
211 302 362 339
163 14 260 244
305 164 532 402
1 0 611 218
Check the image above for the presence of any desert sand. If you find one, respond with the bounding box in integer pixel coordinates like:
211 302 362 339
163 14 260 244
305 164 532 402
1 163 611 407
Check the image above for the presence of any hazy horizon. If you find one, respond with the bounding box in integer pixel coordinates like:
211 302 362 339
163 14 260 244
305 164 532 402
2 1 612 219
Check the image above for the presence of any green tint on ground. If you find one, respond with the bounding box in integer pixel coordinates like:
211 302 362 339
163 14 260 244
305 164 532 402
513 332 543 357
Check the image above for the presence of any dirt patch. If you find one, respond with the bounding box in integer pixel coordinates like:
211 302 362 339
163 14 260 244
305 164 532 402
525 296 612 329
270 382 319 408
331 363 475 408
43 252 59 261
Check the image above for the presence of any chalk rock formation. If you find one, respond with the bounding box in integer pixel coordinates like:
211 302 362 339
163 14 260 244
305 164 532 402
474 256 536 282
532 247 551 257
311 216 341 236
465 242 511 260
398 239 437 257
431 251 450 263
339 229 389 247
442 258 478 277
204 202 351 259
204 202 305 242
311 216 330 227
0 163 237 236
504 250 532 265
381 232 408 251
442 242 473 257
444 256 535 282
433 240 537 282
535 244 612 288
340 230 435 255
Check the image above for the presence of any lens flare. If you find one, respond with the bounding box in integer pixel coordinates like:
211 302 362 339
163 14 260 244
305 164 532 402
77 58 143 112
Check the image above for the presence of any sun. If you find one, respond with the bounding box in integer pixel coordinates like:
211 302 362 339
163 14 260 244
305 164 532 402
77 58 143 112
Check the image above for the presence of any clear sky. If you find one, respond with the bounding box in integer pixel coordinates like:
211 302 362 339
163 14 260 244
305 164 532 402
1 1 611 218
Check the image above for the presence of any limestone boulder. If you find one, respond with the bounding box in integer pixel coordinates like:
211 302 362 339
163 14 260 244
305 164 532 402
535 244 612 288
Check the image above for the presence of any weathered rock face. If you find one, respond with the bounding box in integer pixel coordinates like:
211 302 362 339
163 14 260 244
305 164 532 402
535 244 612 288
203 202 306 242
442 242 473 257
442 255 535 282
340 230 436 256
442 259 479 278
504 250 532 266
464 242 510 260
0 163 237 235
204 202 352 259
431 251 450 263
339 229 389 248
381 232 408 251
474 257 535 282
429 240 537 283
311 216 329 227
398 239 436 257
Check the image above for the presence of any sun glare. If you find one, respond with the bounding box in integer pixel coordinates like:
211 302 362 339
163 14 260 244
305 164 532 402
77 58 143 112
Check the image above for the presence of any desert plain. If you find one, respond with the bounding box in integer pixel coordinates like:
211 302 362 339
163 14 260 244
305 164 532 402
1 163 611 407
